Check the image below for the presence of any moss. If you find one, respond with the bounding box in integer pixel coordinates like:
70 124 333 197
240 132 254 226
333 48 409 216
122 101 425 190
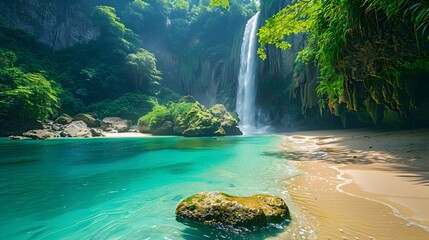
383 108 404 129
55 113 73 125
138 99 241 136
176 192 289 228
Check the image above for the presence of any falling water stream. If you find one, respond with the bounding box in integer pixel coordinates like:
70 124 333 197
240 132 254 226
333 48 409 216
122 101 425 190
235 12 261 133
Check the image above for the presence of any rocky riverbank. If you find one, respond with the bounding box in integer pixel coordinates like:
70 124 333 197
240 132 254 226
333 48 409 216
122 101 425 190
7 114 136 140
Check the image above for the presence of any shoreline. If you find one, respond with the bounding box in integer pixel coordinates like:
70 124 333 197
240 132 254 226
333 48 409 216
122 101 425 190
102 132 153 138
278 128 429 239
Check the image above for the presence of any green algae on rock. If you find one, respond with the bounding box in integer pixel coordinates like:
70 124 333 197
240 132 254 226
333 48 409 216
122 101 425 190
175 192 289 229
138 96 242 137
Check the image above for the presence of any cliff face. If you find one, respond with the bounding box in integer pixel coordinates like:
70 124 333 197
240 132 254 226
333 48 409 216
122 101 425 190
0 0 98 51
176 27 244 109
256 0 321 129
140 15 246 110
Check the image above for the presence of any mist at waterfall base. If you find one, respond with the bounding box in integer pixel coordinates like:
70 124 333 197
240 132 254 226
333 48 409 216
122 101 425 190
235 12 271 134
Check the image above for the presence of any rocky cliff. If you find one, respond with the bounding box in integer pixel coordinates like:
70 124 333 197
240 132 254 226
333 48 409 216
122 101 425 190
0 0 98 51
256 0 323 129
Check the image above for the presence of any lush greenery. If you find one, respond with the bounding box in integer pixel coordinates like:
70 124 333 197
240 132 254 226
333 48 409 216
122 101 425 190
0 49 59 122
0 0 257 126
138 96 242 136
257 0 429 127
2 0 429 131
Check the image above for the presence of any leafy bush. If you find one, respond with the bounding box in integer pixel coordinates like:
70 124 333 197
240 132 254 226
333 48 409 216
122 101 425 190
88 92 157 121
0 62 60 121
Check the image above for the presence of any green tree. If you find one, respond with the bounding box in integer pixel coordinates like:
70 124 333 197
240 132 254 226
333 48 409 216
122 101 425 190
0 65 60 121
257 0 429 124
210 0 229 8
93 6 126 38
125 48 162 92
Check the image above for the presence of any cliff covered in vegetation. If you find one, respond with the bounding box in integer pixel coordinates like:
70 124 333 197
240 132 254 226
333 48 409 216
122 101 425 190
257 0 429 129
1 0 428 135
0 0 257 136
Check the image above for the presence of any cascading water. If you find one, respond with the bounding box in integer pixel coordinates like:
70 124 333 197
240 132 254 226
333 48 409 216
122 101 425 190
236 12 261 133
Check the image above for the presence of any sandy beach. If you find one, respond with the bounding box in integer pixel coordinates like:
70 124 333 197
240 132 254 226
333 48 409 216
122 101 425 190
278 128 429 239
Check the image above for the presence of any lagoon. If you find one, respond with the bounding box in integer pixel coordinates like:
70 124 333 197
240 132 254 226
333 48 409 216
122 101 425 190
0 135 300 239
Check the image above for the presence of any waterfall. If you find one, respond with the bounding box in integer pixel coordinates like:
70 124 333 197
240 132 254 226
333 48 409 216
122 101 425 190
235 12 261 133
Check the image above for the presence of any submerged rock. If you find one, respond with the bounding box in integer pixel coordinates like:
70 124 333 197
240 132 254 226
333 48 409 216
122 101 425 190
176 192 288 229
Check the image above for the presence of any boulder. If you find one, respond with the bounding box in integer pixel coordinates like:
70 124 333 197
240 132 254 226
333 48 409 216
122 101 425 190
137 121 151 133
176 192 288 229
209 104 227 118
23 129 55 140
181 103 221 137
151 120 174 135
138 100 242 137
101 117 129 132
62 121 91 137
55 113 73 125
128 125 139 133
90 128 104 137
8 135 29 140
220 112 242 136
74 113 99 127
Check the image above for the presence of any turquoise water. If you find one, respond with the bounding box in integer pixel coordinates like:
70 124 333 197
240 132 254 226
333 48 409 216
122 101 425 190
0 135 298 239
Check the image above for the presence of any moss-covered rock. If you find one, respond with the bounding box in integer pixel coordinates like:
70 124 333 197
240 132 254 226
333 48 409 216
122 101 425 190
176 192 288 229
209 105 242 136
74 113 99 127
181 102 221 137
138 97 242 137
55 113 73 125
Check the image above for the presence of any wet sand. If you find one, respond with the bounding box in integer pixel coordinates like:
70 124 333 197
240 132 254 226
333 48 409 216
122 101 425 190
277 129 429 239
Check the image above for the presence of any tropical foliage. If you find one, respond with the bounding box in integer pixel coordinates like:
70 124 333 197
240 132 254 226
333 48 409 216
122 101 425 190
0 50 59 121
257 0 429 125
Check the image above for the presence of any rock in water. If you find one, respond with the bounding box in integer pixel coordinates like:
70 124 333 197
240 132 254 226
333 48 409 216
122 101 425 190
175 192 288 229
22 129 55 140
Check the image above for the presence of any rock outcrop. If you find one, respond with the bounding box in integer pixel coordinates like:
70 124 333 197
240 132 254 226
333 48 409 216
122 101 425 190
138 97 242 137
0 0 99 51
101 117 129 132
61 121 92 137
55 113 73 125
23 129 56 139
74 113 99 127
176 192 289 229
209 104 242 136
